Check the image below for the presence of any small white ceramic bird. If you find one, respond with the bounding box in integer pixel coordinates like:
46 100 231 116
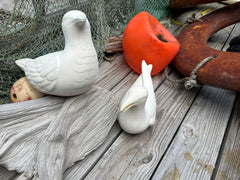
15 10 98 96
118 60 156 134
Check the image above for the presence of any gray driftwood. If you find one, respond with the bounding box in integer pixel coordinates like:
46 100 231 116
0 86 118 180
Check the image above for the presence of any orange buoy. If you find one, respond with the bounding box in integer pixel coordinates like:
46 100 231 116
122 11 180 76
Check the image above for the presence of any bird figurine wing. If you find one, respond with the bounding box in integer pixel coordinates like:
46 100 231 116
141 60 156 125
15 53 60 93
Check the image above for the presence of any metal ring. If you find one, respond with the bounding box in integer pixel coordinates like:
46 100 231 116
173 2 240 91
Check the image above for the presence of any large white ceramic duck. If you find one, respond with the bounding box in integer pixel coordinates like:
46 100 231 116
118 60 156 134
15 10 98 96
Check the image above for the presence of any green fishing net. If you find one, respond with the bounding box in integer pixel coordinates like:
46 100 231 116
0 0 170 104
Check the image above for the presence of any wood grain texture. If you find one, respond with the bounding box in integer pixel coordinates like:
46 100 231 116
65 5 238 180
96 54 131 90
222 23 240 52
64 20 175 178
0 86 118 179
84 72 199 180
105 35 123 53
215 97 240 180
152 86 236 180
0 166 18 180
152 6 238 179
1 3 238 179
64 123 121 180
0 53 130 178
214 24 240 180
64 69 166 179
63 57 138 179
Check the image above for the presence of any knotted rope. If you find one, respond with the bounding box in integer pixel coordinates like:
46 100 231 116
164 56 216 90
166 13 215 90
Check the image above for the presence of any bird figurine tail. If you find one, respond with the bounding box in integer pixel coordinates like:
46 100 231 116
15 58 31 71
141 60 156 125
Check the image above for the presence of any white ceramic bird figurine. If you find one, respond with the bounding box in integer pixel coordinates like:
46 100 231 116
118 60 156 134
15 10 98 96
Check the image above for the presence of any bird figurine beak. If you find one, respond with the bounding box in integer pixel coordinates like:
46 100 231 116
120 86 148 113
74 19 86 29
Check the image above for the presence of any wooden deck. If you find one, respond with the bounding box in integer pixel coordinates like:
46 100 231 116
1 3 240 180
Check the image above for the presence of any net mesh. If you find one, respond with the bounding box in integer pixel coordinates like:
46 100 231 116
0 0 170 104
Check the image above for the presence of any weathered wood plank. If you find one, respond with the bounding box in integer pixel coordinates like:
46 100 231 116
152 87 236 180
214 23 240 180
63 11 183 179
214 96 240 180
0 166 18 180
64 69 166 179
0 87 118 179
0 3 235 179
0 55 130 178
84 71 199 180
63 123 121 180
152 7 238 179
63 61 137 179
96 54 131 90
222 23 240 51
